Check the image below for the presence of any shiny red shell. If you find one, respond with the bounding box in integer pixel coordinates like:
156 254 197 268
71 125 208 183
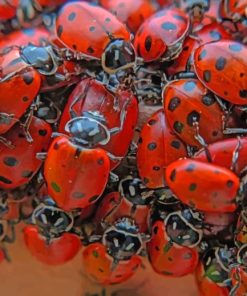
0 0 18 21
163 79 225 149
24 226 81 265
147 220 199 277
193 41 247 105
0 116 51 189
59 78 138 170
44 136 110 211
165 159 239 212
137 109 187 188
134 7 190 62
56 2 131 58
82 242 141 285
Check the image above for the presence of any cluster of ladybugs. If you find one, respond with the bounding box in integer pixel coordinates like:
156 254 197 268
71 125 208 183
0 0 246 294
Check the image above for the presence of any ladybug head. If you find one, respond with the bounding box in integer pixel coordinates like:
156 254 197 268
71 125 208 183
102 217 142 261
31 201 73 239
65 112 110 147
119 176 154 206
102 39 136 74
185 0 209 21
21 45 60 75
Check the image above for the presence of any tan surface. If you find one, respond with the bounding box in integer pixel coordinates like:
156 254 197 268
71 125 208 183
0 224 199 296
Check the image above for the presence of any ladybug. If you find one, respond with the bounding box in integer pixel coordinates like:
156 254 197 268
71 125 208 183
163 79 226 149
82 217 143 285
193 40 247 105
24 199 81 265
134 7 190 62
195 247 231 296
194 137 247 175
147 220 199 277
55 2 136 74
59 78 138 170
99 0 156 33
165 159 239 212
0 44 60 135
0 116 51 189
137 109 187 189
95 176 153 232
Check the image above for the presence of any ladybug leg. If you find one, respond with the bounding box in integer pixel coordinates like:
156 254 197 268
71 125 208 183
109 99 130 136
231 137 242 172
110 172 119 183
0 135 15 149
193 121 212 162
36 152 47 160
3 222 15 244
0 245 11 262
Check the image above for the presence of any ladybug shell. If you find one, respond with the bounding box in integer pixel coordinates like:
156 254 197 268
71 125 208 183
147 221 199 277
44 136 110 211
167 22 232 76
230 266 247 296
0 48 41 134
194 137 247 175
0 116 51 189
193 41 247 105
59 78 138 170
195 261 229 296
100 0 156 33
24 226 81 265
137 109 187 189
163 79 225 148
82 242 141 285
165 159 239 213
134 7 190 62
0 28 49 50
56 2 131 59
37 0 66 8
0 0 17 21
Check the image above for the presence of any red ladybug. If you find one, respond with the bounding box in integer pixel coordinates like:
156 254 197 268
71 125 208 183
163 79 225 149
99 0 156 33
55 2 136 74
193 40 247 105
147 220 199 277
165 159 239 212
59 78 138 170
137 109 187 188
0 116 51 189
134 7 190 62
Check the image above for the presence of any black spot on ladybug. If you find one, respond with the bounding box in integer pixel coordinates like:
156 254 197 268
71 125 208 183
202 94 215 106
23 72 34 85
161 22 177 30
18 133 25 138
173 121 184 134
87 47 95 54
89 195 98 203
38 129 47 136
148 119 157 126
173 14 186 22
89 26 96 32
209 30 221 40
155 246 160 251
148 142 157 150
138 137 143 144
21 170 33 178
240 73 244 78
198 49 207 61
186 163 196 172
163 271 173 276
184 81 196 92
168 97 181 111
53 142 60 150
22 96 29 102
187 110 200 126
153 166 160 171
168 257 173 261
0 176 12 184
189 183 197 191
226 180 234 188
57 25 63 37
72 192 85 199
105 17 111 22
97 158 104 165
203 70 211 83
171 140 181 149
224 91 228 96
68 12 76 21
145 36 152 52
153 226 158 234
143 177 149 185
240 90 247 98
72 44 77 50
3 157 18 167
170 169 176 182
51 182 61 193
215 57 227 71
229 43 242 52
183 45 189 51
212 130 218 137
98 268 104 273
